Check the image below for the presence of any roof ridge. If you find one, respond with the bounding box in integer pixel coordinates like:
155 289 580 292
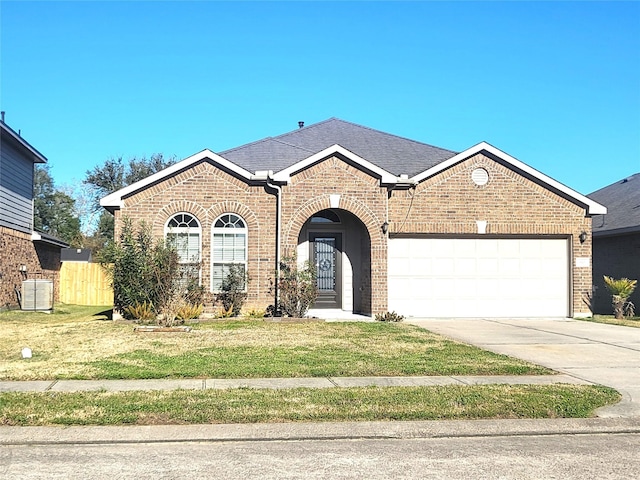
270 117 339 140
219 118 340 155
289 117 458 154
588 172 640 196
219 136 275 155
221 118 457 156
270 138 317 154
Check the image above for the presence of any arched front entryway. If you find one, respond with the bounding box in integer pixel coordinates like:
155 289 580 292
296 208 372 314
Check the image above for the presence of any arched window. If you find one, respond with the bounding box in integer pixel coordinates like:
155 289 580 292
212 213 247 291
165 213 201 282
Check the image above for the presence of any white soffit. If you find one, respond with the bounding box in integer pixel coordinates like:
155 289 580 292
271 144 398 184
409 142 607 215
100 149 254 209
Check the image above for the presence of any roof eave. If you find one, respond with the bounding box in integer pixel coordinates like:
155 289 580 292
1 122 48 164
100 149 255 210
31 231 69 248
593 225 640 237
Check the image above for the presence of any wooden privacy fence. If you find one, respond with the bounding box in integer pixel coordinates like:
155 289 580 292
59 262 113 306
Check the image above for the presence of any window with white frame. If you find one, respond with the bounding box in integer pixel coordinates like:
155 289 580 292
211 213 247 291
165 213 201 283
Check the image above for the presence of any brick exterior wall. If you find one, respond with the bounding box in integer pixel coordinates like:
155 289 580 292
0 226 61 309
592 233 640 314
119 161 276 311
114 152 595 317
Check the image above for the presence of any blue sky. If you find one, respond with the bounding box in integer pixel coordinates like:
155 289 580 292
1 1 639 196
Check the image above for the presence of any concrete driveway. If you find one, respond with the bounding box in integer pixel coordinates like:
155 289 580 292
406 318 640 418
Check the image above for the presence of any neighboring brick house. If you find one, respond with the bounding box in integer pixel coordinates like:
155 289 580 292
0 117 67 309
101 118 605 318
588 173 640 314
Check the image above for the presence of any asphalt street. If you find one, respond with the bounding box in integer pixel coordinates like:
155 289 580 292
2 432 639 479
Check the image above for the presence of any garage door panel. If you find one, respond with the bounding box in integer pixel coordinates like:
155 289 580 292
477 278 499 296
432 278 456 297
388 238 569 318
412 258 431 274
388 258 410 277
521 258 541 275
499 258 521 274
454 241 476 256
455 258 477 274
428 239 455 256
478 258 499 274
520 241 542 256
499 241 520 256
433 258 454 275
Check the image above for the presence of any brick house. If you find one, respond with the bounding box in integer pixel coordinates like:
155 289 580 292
0 117 67 309
101 118 605 318
588 173 640 314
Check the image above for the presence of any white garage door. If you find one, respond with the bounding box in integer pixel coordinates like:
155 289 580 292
388 238 569 318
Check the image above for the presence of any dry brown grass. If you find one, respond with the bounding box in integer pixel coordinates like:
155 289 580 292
0 305 549 380
0 317 442 379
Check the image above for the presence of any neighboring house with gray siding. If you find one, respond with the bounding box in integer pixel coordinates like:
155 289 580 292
0 123 41 233
0 116 67 309
588 173 640 314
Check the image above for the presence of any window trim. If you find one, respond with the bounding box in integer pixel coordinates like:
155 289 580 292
164 212 202 284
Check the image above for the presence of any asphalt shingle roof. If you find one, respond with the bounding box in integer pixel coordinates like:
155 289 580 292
219 118 458 177
588 173 640 235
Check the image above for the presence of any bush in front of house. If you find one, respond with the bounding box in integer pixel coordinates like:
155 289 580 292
272 255 318 318
100 217 202 325
215 264 248 317
603 276 637 320
375 311 405 322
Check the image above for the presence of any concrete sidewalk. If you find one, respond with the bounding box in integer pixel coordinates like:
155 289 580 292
0 373 590 393
406 318 640 418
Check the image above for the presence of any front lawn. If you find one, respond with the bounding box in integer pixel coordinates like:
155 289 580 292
0 305 552 380
0 384 619 426
579 314 640 328
1 305 622 425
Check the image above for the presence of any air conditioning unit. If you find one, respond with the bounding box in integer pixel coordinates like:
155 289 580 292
21 279 54 311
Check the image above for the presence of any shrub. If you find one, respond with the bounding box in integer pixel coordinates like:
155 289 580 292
99 218 156 315
176 303 204 321
215 264 247 317
274 255 318 318
603 276 637 320
217 304 235 318
100 217 201 326
243 308 266 319
375 311 405 322
123 301 155 322
185 281 206 306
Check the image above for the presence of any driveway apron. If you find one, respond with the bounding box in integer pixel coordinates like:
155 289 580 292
406 318 640 418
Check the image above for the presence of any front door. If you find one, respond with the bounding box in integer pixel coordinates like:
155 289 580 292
310 233 342 309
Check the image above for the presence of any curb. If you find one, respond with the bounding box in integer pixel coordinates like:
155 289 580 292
2 418 639 446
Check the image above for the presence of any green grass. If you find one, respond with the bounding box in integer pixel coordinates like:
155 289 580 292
0 305 552 380
83 338 549 380
579 315 640 328
0 385 620 426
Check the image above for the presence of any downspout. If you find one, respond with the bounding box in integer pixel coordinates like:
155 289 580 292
265 178 282 315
